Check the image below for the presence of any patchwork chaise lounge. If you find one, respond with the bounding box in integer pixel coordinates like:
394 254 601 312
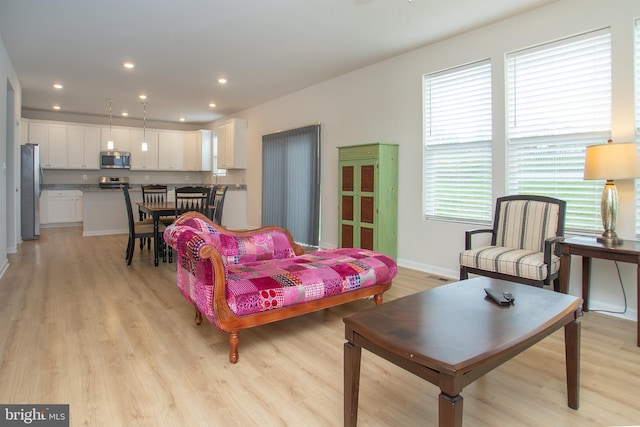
164 212 398 363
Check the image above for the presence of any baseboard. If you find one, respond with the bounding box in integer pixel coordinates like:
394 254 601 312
41 222 82 228
397 258 458 280
83 229 128 237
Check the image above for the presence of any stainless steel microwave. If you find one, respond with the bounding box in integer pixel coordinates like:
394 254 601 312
100 151 131 169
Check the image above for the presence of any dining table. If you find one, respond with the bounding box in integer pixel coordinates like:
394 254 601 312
136 201 176 266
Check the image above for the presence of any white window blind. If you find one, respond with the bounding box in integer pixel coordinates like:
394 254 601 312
635 19 640 237
423 60 492 223
507 29 611 233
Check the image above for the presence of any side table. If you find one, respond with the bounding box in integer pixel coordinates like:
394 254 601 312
558 235 640 346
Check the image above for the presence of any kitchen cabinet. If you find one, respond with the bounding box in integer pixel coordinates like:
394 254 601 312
29 122 68 169
41 190 83 224
130 129 159 170
338 143 398 259
158 131 185 171
184 130 212 171
216 118 246 169
101 127 131 152
27 119 212 172
68 126 100 169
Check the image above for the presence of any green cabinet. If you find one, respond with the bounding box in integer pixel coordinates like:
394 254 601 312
338 143 398 259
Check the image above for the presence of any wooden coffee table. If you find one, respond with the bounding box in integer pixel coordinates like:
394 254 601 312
344 277 582 427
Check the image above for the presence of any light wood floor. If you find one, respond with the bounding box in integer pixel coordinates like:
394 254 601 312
1 227 640 426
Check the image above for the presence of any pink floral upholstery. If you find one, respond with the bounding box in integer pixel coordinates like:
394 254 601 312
164 217 398 329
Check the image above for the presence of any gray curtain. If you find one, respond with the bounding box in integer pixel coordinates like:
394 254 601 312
262 124 320 246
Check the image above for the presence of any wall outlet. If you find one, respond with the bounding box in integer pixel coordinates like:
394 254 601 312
144 175 149 181
185 175 189 181
82 174 87 181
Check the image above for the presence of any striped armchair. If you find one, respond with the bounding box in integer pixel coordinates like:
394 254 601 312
459 195 567 291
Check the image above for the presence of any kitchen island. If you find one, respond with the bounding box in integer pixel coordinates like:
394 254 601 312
82 186 246 236
82 188 140 236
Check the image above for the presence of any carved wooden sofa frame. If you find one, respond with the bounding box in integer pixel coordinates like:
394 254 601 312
164 212 397 363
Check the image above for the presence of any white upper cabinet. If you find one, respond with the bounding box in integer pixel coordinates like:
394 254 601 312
101 127 131 152
68 126 100 169
26 119 214 172
29 122 68 169
183 129 212 171
158 131 185 171
184 132 199 171
216 118 246 169
200 129 212 171
130 129 159 170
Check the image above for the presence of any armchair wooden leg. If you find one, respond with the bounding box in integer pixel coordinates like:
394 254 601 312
460 266 469 280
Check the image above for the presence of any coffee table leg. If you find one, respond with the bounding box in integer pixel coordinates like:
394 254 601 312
438 393 463 427
564 316 581 410
344 341 361 427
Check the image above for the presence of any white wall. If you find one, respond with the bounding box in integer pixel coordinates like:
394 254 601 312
0 35 21 278
234 0 640 320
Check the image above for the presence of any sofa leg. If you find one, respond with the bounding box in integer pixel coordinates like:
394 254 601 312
229 332 240 364
194 307 203 325
374 293 383 306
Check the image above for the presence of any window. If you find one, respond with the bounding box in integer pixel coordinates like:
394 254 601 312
423 60 492 223
212 133 226 176
507 29 611 233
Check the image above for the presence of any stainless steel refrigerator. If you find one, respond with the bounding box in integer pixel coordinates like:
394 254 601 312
21 143 41 240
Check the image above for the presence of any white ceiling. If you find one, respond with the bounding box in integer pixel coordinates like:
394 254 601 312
0 0 556 125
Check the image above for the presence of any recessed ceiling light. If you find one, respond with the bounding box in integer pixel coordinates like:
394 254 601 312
53 105 61 110
139 94 147 100
53 83 63 89
179 117 185 122
121 112 128 117
218 78 227 84
209 103 216 108
124 62 135 69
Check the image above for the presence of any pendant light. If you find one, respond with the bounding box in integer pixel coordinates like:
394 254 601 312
107 99 115 151
141 102 148 152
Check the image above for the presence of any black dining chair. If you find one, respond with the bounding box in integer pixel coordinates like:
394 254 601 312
122 185 166 266
174 186 211 217
207 184 228 225
139 184 171 249
141 184 175 222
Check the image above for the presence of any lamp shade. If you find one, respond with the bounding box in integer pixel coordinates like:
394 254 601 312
584 141 640 180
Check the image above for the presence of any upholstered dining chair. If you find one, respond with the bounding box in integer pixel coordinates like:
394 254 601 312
174 186 211 217
122 185 165 266
207 184 228 225
459 195 567 291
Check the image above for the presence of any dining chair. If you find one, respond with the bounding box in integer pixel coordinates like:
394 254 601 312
459 194 566 291
122 185 166 266
141 184 175 222
207 184 228 225
174 186 211 217
139 184 170 249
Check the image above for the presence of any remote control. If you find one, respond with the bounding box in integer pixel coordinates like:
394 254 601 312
503 292 514 303
484 288 513 306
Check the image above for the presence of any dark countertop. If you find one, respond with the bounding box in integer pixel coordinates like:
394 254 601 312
42 184 247 192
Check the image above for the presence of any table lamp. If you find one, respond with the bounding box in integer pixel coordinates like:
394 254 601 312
584 140 640 244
